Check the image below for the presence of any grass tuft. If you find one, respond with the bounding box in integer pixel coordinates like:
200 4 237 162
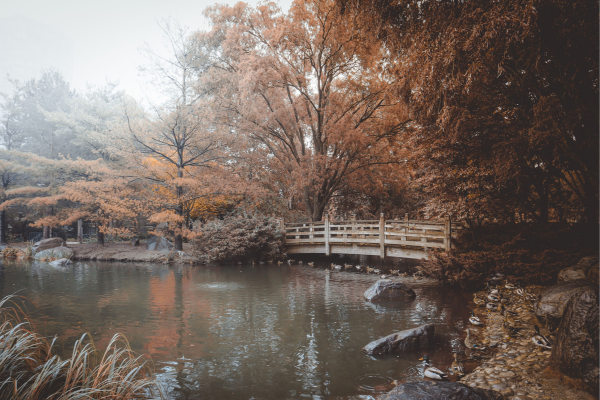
0 295 164 399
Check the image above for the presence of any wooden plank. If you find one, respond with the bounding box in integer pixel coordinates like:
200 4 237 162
384 239 445 248
324 215 330 256
385 231 445 239
329 238 379 244
379 213 385 259
287 244 428 259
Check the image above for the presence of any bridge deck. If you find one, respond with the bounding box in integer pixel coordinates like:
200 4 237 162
282 215 461 259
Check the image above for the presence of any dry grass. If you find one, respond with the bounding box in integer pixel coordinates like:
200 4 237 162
0 295 164 399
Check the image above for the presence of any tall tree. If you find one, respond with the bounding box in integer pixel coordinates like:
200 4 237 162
119 21 233 250
0 79 26 243
340 0 599 224
197 0 410 221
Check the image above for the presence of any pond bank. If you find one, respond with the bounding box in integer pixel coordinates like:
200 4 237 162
458 285 594 400
71 242 198 263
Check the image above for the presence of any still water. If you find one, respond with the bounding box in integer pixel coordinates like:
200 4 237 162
0 260 472 399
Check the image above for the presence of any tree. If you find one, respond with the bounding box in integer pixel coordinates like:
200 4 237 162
197 0 410 221
0 80 26 243
18 70 75 159
116 20 238 250
340 0 599 224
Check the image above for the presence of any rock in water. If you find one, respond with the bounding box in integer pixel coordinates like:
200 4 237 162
551 287 599 394
381 381 503 400
146 236 174 251
557 256 599 284
49 258 72 267
34 247 73 260
32 237 65 253
362 324 434 355
534 280 596 321
364 279 416 301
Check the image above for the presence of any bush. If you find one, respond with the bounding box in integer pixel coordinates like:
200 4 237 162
1 247 19 258
420 223 599 289
193 210 283 263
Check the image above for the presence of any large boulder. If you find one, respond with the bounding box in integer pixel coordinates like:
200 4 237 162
534 280 596 321
557 256 599 284
364 279 416 301
146 236 173 251
32 237 65 253
362 324 434 355
551 287 599 394
34 247 73 260
381 381 503 400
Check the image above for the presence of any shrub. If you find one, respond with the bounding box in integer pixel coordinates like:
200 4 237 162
420 223 599 289
193 210 283 263
1 247 19 258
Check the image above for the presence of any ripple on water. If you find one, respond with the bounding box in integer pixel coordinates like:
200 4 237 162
197 282 244 290
356 374 397 393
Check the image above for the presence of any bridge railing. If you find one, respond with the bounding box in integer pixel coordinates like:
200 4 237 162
282 214 462 257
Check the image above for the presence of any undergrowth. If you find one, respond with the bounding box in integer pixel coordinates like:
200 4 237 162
193 210 283 263
0 295 164 399
420 223 599 290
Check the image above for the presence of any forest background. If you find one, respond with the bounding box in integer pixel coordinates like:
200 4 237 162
0 0 597 281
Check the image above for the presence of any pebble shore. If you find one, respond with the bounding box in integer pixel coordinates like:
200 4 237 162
459 287 594 400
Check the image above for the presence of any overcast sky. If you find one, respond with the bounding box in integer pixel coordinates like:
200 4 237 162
1 0 292 100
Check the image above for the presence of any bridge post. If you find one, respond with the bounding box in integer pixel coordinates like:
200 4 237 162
444 215 452 251
379 213 385 259
280 219 285 245
324 214 330 256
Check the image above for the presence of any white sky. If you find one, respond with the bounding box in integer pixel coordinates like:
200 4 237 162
1 0 293 101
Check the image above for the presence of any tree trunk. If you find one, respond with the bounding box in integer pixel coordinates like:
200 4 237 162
0 210 6 244
175 168 184 251
97 229 105 246
312 206 325 222
42 205 53 239
77 219 83 244
174 234 183 252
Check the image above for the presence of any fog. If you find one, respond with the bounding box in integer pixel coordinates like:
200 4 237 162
0 0 292 101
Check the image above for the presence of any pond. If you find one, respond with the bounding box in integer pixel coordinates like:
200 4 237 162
0 260 473 399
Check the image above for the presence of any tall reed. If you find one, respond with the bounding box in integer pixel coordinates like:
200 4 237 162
0 296 164 399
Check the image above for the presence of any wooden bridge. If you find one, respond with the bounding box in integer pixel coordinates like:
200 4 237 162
282 214 460 260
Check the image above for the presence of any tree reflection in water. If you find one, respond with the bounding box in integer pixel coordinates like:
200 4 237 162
0 260 472 399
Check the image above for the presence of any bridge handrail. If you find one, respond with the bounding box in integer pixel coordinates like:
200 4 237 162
281 214 462 256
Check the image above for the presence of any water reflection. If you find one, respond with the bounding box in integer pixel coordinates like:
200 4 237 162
0 260 471 399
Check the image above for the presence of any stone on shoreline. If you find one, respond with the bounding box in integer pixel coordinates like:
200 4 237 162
146 236 173 251
33 237 65 253
362 324 433 355
364 279 416 301
34 247 73 260
551 286 599 394
534 280 596 321
381 381 503 400
557 256 598 284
